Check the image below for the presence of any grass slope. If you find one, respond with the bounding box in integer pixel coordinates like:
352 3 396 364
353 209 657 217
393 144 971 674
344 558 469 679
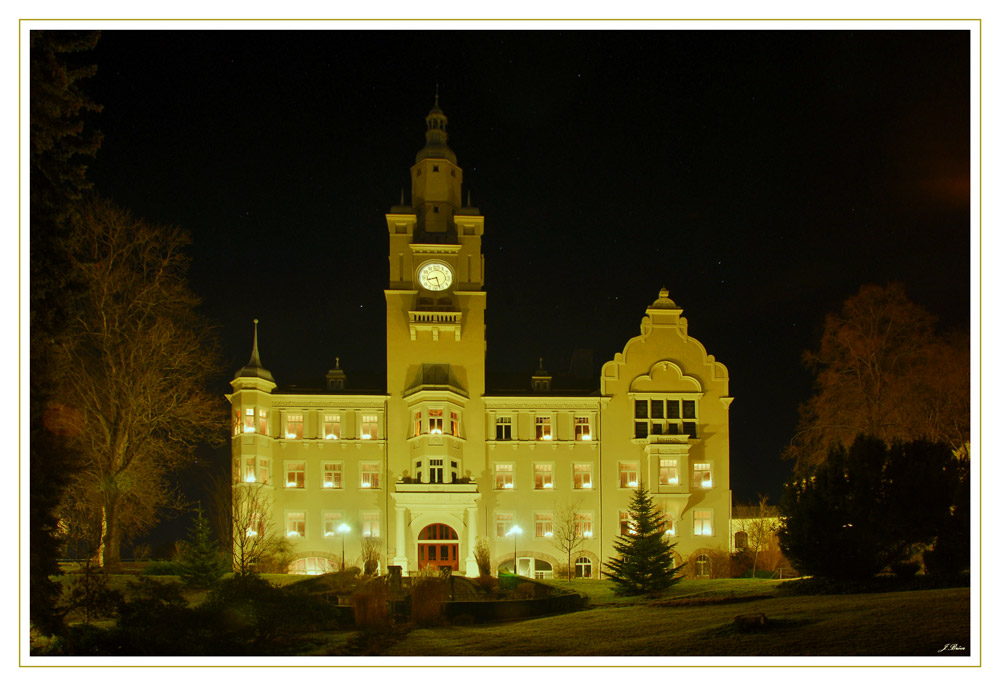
383 582 970 657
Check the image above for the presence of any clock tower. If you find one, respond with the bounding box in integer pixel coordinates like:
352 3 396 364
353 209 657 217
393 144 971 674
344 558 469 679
385 97 486 573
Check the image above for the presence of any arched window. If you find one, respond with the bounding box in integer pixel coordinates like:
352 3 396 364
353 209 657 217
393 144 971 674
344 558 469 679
734 531 748 550
574 556 593 579
418 523 458 540
288 557 334 576
533 559 553 580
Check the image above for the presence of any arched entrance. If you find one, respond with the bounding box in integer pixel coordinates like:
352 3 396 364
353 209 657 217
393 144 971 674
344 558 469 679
417 523 459 571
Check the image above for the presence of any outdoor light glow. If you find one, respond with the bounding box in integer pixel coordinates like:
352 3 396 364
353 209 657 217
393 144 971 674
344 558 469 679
507 525 522 536
337 523 350 534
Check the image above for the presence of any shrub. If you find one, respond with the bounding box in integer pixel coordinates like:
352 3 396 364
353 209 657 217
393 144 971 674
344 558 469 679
410 572 448 626
474 536 491 576
476 575 498 595
176 509 228 589
891 560 920 579
352 578 388 629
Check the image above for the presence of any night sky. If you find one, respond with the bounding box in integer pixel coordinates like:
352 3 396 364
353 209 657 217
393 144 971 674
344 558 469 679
81 29 971 505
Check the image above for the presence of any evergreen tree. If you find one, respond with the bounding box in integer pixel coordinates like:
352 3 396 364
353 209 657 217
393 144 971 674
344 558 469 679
176 509 228 588
604 482 684 595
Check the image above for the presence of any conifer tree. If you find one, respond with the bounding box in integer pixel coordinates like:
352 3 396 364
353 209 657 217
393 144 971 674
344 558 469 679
604 482 684 595
177 509 228 588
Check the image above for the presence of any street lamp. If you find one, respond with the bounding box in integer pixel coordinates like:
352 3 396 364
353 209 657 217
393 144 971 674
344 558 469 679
506 525 522 577
337 523 351 571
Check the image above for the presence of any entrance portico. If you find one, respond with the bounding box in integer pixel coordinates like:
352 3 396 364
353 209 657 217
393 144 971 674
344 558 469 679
392 482 480 575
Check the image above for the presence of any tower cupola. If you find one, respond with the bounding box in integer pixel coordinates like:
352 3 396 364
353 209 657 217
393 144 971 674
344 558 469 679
233 318 275 386
416 91 457 165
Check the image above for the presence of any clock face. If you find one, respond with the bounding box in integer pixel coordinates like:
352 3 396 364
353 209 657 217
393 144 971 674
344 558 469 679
418 262 453 291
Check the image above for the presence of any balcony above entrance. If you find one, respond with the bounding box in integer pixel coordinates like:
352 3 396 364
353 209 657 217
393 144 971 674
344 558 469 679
395 481 478 495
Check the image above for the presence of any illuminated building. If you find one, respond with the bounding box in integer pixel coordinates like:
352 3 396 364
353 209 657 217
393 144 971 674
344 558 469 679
227 98 733 578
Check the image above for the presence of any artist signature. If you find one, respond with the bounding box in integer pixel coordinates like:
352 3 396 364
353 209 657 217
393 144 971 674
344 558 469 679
937 643 967 653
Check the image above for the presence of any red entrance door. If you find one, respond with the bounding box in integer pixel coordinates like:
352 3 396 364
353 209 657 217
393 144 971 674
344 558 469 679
417 523 459 571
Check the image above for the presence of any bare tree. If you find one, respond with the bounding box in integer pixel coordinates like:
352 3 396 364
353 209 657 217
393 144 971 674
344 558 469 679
731 495 779 578
361 537 382 576
551 501 587 579
53 199 226 570
473 536 491 577
231 482 287 575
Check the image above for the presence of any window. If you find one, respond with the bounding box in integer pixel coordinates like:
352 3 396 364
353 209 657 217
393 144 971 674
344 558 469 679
667 400 680 419
360 463 380 489
734 531 748 550
619 462 639 488
323 414 341 440
286 462 305 488
620 510 636 535
323 512 343 537
575 512 593 538
494 463 514 490
535 416 553 440
243 408 255 434
286 512 305 538
573 463 592 489
495 416 512 440
428 409 444 434
695 554 711 578
450 411 461 437
534 463 553 489
429 458 444 483
496 512 514 537
659 458 679 486
694 509 713 536
361 415 378 440
662 512 676 536
534 512 554 538
360 512 380 538
242 456 257 483
651 400 664 419
413 411 422 436
635 399 648 419
575 556 593 579
322 463 342 489
285 413 303 439
693 463 713 488
635 421 649 439
575 416 591 440
258 457 270 485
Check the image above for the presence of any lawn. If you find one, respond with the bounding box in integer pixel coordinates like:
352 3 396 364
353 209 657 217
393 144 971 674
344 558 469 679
382 580 970 657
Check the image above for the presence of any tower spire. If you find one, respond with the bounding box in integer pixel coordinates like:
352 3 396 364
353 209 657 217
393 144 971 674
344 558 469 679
234 318 275 383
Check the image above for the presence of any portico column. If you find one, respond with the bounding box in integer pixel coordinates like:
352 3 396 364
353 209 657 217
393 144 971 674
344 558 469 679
393 506 408 573
465 505 479 575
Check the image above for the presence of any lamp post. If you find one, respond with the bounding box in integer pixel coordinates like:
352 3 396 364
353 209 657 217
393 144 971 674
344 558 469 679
337 523 350 571
507 525 522 577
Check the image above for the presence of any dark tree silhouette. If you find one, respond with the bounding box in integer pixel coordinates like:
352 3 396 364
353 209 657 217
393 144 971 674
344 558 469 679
604 482 683 595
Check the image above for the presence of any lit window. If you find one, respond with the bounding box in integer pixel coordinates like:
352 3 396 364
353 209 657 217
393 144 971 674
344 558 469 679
450 411 461 437
323 414 341 440
361 512 380 538
535 416 552 440
574 512 593 538
323 512 343 537
534 512 554 538
575 556 593 579
243 408 255 434
286 462 305 488
258 409 268 435
287 512 306 537
413 411 422 437
662 512 676 537
494 463 514 490
619 510 636 536
619 462 639 488
246 512 263 538
258 457 270 485
285 413 303 439
428 410 444 434
659 458 679 486
496 416 512 440
360 462 380 489
534 463 554 489
573 463 592 489
322 462 342 489
242 456 257 483
693 463 713 489
694 509 713 536
574 416 591 440
496 512 514 537
361 415 378 440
